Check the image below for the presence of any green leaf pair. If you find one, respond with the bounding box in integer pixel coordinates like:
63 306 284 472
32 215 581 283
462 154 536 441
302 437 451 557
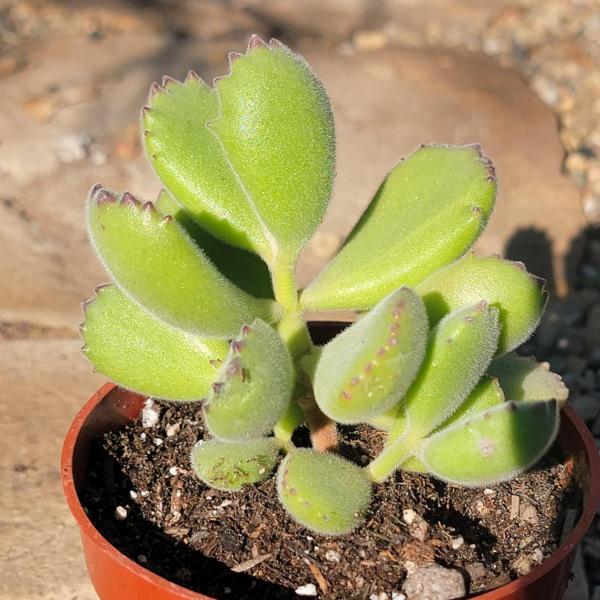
143 37 334 266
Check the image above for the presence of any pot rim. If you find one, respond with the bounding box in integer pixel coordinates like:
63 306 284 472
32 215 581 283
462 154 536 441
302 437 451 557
62 382 600 600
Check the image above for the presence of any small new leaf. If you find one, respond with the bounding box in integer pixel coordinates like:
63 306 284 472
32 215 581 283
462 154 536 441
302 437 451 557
401 301 500 437
191 438 281 491
87 186 277 337
488 353 568 405
314 288 427 423
301 144 496 310
204 320 294 440
420 400 559 486
81 285 227 400
416 254 546 355
277 449 372 535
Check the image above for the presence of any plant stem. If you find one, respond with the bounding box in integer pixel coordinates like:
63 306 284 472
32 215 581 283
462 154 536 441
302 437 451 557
297 392 339 452
271 257 338 451
366 434 420 482
273 398 304 444
271 257 312 359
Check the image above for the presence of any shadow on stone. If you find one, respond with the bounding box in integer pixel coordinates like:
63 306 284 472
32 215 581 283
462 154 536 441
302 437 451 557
505 227 556 297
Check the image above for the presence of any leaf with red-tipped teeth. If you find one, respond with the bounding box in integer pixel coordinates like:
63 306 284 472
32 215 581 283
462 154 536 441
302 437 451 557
368 303 502 481
155 189 274 299
86 186 278 337
301 145 496 311
419 400 559 486
210 36 335 264
143 72 271 257
416 254 547 355
247 33 266 50
81 285 227 400
203 319 294 441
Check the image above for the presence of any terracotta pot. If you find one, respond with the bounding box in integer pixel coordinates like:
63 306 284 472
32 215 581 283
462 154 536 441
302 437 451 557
62 323 600 600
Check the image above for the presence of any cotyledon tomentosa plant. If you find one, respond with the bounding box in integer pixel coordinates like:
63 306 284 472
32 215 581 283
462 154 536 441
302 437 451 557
81 34 569 536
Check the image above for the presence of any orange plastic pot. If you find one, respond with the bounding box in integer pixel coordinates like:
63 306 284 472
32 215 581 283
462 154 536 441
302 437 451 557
62 323 600 600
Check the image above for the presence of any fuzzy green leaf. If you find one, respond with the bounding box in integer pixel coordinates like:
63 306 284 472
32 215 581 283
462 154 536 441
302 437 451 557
416 254 546 355
366 406 399 431
155 190 274 299
277 449 372 535
81 285 227 400
87 187 277 337
190 438 281 491
489 353 569 406
401 302 501 437
143 73 270 256
301 144 496 311
420 400 559 486
368 303 500 482
314 288 427 424
211 38 335 264
443 376 505 427
401 378 504 473
204 320 294 441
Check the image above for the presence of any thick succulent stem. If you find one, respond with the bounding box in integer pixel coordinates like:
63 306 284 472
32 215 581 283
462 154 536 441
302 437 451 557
273 398 304 448
271 258 312 359
298 392 339 452
366 433 417 482
271 257 339 451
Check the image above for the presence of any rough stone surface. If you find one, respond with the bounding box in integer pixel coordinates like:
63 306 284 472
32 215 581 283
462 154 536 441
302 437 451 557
238 0 372 40
402 564 466 600
0 340 103 599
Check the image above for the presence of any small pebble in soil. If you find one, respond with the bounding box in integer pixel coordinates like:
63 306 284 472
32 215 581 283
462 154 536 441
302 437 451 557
402 509 429 542
295 583 317 596
451 536 464 550
166 422 180 437
520 501 539 525
141 399 160 428
402 564 466 600
325 549 340 563
114 505 127 521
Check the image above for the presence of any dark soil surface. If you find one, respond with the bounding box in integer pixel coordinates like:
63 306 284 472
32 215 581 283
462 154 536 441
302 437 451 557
81 399 581 599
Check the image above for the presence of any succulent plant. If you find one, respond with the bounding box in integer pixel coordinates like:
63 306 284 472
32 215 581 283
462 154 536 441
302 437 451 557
81 35 568 536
